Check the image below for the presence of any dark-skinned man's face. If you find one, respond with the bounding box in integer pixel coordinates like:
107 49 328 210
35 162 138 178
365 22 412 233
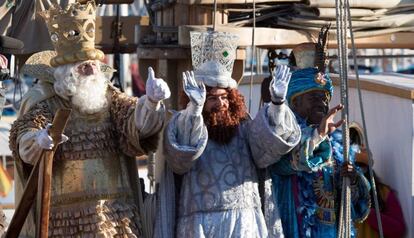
292 90 330 125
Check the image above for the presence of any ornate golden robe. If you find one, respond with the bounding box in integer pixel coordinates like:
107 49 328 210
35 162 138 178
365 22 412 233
9 85 163 237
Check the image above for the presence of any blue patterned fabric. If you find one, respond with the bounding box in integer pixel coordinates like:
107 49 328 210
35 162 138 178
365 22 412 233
287 68 334 104
269 170 299 238
269 114 371 238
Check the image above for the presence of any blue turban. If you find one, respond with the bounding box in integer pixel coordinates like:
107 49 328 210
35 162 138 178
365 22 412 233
287 67 333 104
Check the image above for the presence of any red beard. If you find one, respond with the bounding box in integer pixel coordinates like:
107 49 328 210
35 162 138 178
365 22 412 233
203 107 241 145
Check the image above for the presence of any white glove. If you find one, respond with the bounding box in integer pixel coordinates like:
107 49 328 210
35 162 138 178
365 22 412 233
146 67 171 103
35 124 69 150
270 65 292 104
182 71 206 115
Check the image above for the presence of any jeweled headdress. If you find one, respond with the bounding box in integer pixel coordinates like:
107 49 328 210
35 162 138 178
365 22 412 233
40 1 104 67
190 31 239 88
287 25 333 104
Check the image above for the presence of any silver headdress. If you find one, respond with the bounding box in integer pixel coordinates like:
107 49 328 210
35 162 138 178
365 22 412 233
190 31 239 88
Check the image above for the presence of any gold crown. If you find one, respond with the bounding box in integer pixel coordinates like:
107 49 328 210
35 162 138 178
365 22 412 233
40 1 104 67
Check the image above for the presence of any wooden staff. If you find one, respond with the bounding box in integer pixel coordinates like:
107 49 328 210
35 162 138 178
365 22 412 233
5 109 71 238
5 159 40 238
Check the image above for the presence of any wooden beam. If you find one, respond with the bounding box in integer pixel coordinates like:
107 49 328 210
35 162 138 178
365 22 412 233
239 74 267 85
240 73 414 100
326 32 414 50
232 59 245 83
95 16 149 53
137 46 246 60
178 25 414 49
137 47 191 59
330 75 414 100
77 0 134 4
175 0 300 4
179 25 313 47
97 44 138 54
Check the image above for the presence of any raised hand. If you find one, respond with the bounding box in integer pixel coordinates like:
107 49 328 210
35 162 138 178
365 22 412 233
146 67 171 103
270 65 292 104
182 71 206 115
340 161 357 182
183 71 206 106
318 104 345 137
36 124 69 150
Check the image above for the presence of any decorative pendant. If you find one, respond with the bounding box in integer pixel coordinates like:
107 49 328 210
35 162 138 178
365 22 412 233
314 72 327 86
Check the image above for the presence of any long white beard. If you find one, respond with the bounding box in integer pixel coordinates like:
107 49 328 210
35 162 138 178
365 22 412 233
54 64 109 114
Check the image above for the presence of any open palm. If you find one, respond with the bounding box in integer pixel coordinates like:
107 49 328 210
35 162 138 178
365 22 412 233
318 104 345 137
270 65 292 103
183 71 206 106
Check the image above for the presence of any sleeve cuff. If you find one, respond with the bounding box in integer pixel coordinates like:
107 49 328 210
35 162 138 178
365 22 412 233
144 95 162 110
267 103 286 125
186 102 203 116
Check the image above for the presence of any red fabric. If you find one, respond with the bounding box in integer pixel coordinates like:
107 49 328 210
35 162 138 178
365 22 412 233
132 74 146 97
0 54 8 69
130 63 146 97
366 189 406 238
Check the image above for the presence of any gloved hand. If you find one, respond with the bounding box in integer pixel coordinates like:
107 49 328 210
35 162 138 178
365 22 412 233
35 124 69 150
182 71 206 115
146 67 171 103
270 65 292 104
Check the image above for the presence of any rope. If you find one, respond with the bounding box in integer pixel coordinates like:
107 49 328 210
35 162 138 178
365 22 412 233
335 0 352 237
248 0 256 113
345 0 384 236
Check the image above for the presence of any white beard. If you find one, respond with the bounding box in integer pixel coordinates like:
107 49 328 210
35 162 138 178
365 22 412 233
54 63 109 114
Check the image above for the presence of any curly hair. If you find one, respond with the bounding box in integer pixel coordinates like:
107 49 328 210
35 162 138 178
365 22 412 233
209 87 248 125
180 87 248 122
181 86 248 144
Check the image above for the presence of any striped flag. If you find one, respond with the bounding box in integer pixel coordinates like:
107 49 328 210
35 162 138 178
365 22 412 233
0 164 11 197
0 55 7 69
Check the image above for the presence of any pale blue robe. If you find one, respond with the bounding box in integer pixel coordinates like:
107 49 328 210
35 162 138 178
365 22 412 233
158 103 301 238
